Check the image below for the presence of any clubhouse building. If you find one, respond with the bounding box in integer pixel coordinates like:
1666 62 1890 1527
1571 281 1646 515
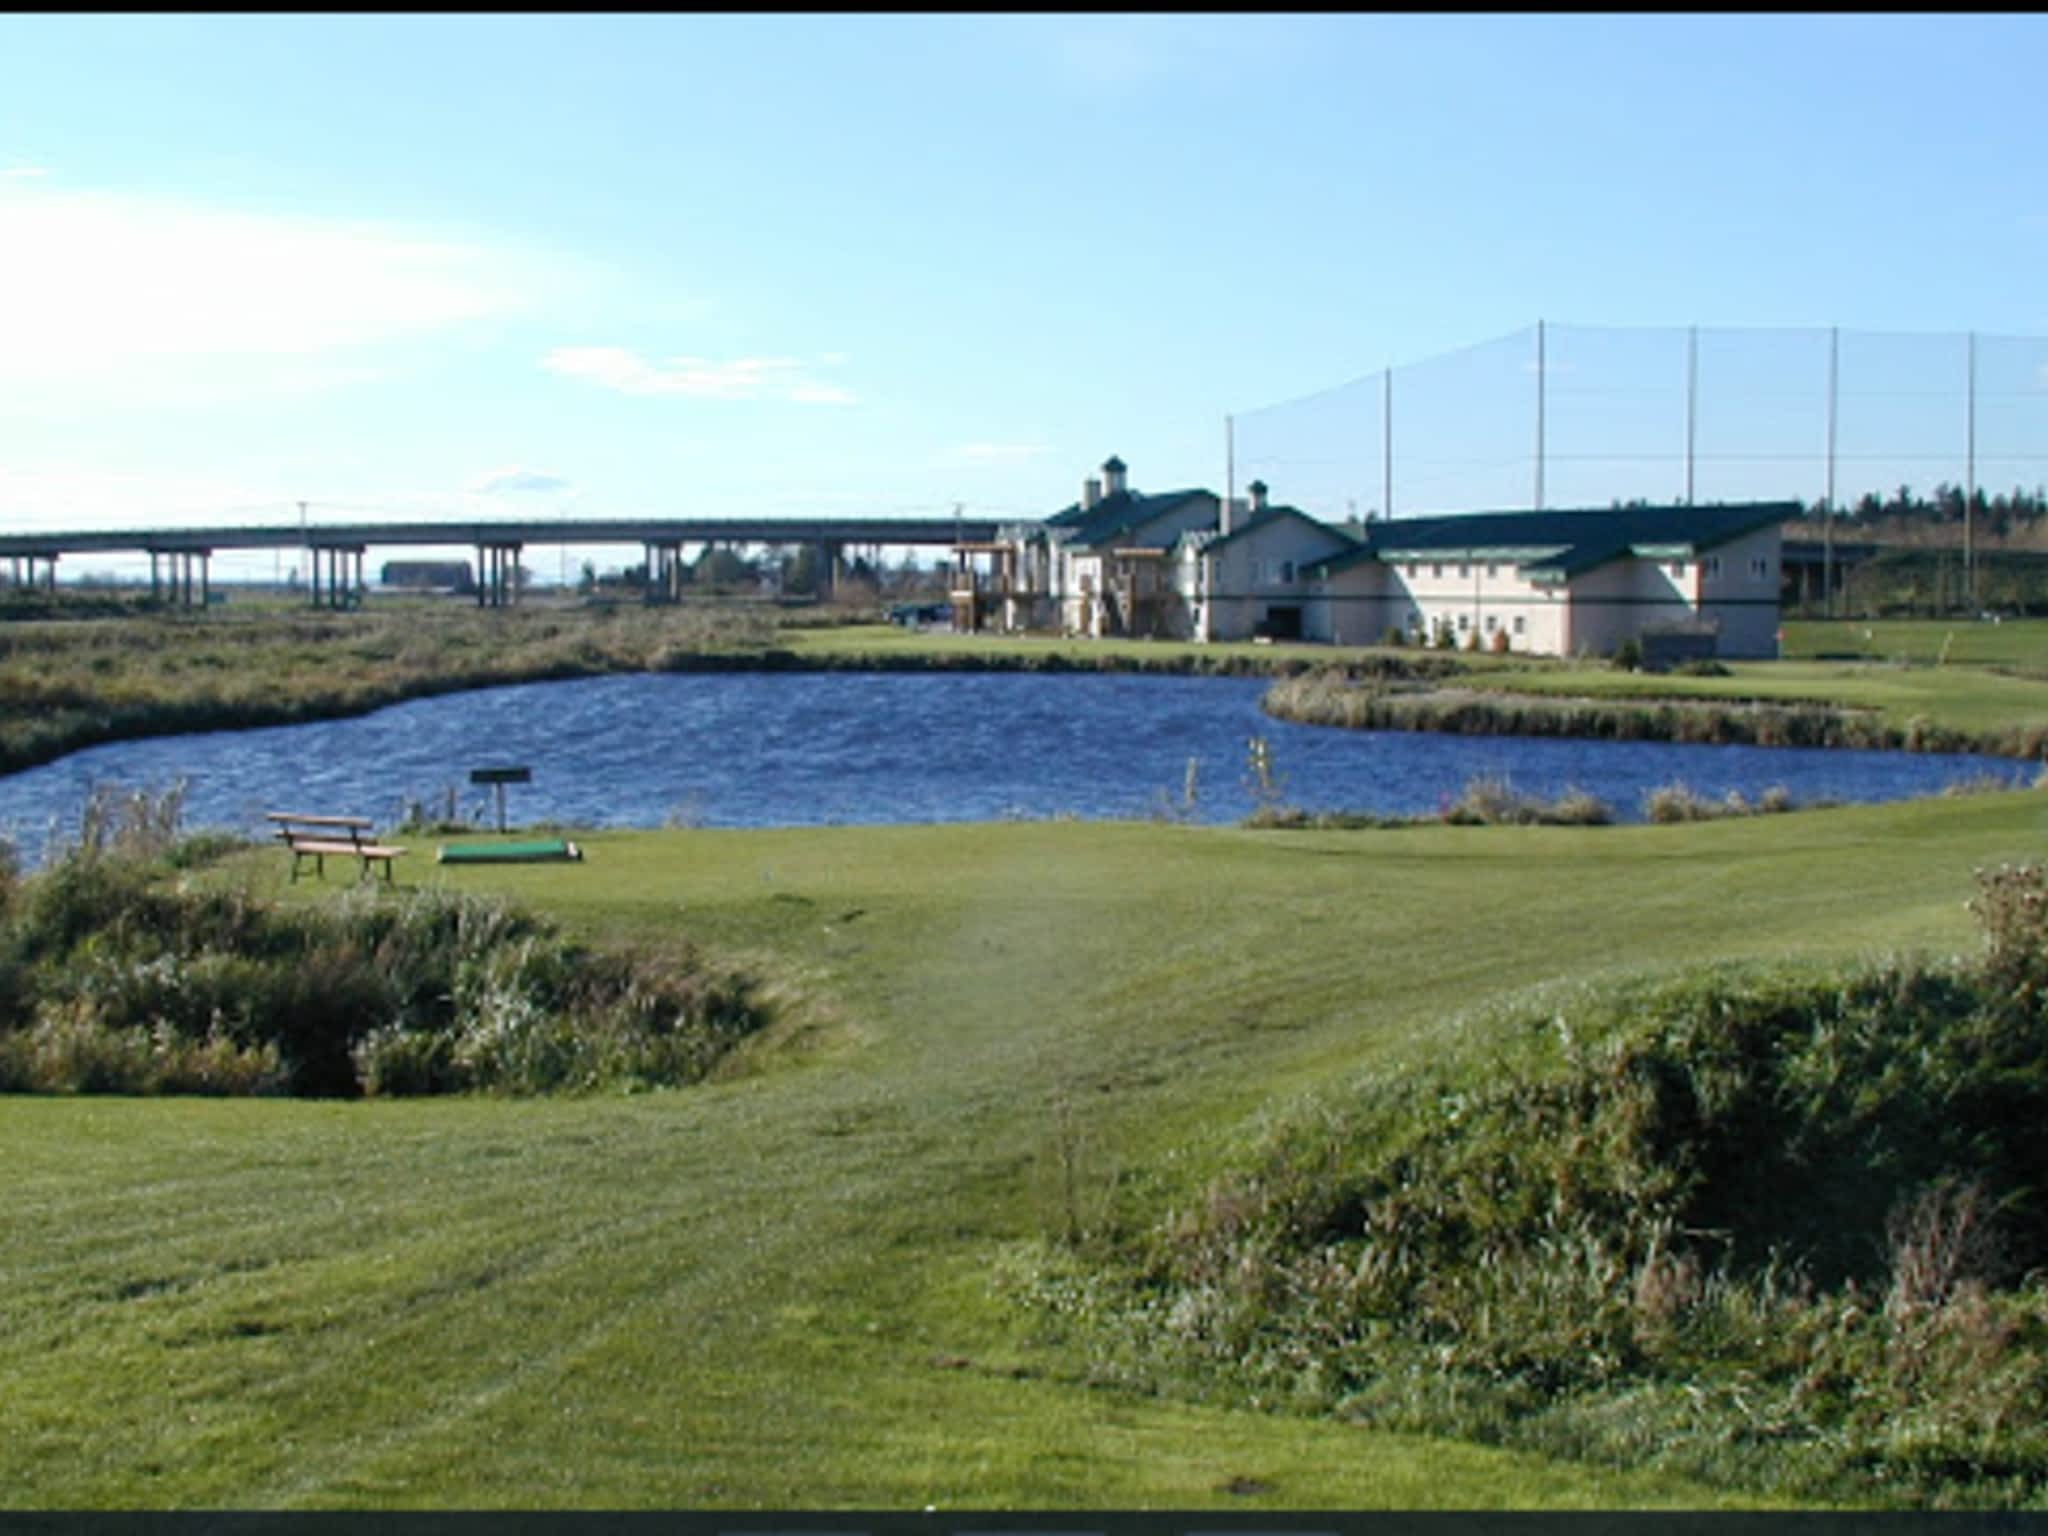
951 456 1789 659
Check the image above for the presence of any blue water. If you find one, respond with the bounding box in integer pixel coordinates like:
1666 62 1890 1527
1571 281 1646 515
0 672 2028 854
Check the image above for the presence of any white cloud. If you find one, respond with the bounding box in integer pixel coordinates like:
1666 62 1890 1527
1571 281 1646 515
544 346 855 405
0 182 538 393
957 441 1050 462
470 466 574 496
2 166 51 180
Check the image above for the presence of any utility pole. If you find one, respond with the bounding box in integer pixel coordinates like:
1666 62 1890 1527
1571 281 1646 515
298 500 309 597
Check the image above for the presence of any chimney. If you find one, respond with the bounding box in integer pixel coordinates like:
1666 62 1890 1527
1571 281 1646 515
1248 479 1269 515
1081 476 1102 511
1102 455 1127 497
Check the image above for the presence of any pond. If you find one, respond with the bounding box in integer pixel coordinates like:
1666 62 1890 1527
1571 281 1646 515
0 671 2028 856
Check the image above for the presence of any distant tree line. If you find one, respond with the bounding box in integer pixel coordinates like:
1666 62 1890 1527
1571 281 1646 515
586 544 948 601
1822 483 2048 538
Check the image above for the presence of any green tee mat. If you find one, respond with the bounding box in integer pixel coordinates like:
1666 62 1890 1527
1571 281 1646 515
436 839 583 864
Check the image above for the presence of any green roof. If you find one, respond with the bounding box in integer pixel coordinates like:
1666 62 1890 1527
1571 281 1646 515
1197 505 1359 556
1046 487 1214 549
1309 501 1795 581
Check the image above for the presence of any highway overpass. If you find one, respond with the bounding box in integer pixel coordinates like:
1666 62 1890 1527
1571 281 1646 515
0 515 1002 608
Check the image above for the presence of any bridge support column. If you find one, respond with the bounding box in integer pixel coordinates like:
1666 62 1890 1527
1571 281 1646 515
474 543 522 608
642 540 685 604
305 546 361 610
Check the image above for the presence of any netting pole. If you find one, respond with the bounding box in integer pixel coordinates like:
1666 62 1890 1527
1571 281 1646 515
1825 325 1838 619
1685 325 1698 506
1382 366 1393 521
1966 330 1977 610
1534 320 1547 512
1224 413 1235 535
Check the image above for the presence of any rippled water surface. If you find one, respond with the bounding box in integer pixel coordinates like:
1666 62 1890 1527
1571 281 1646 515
0 672 2027 851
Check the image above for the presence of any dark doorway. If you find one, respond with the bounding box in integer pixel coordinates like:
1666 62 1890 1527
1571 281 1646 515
1263 604 1304 640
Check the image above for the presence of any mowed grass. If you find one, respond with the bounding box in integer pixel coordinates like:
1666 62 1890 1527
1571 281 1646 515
9 793 2048 1509
1780 616 2048 669
1467 655 2048 742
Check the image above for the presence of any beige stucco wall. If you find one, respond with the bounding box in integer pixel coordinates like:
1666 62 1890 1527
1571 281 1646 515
1184 515 1355 641
1694 525 1782 657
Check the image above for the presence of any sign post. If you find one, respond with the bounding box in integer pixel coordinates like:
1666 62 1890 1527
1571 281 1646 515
469 766 532 833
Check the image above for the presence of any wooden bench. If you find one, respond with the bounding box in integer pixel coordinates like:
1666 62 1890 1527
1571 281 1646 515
265 811 408 884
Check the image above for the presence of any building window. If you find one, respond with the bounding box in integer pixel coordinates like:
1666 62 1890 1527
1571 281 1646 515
1485 563 1498 578
1705 556 1722 579
1484 614 1497 633
1457 563 1470 579
1512 615 1526 635
1281 560 1296 584
1431 562 1443 579
1670 560 1687 577
1750 556 1771 578
1406 562 1418 577
1457 612 1471 631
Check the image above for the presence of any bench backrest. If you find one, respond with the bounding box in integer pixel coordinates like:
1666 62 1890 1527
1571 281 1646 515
266 811 374 830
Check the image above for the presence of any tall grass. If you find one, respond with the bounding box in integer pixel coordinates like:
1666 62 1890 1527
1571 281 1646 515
0 828 772 1097
1014 862 2048 1506
1245 775 1614 829
1260 670 2040 758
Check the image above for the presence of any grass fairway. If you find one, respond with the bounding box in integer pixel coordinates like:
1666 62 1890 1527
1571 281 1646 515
7 795 2048 1508
1781 616 2048 669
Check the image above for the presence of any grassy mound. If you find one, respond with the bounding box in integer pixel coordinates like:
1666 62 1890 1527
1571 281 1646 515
0 842 770 1098
1018 863 2048 1506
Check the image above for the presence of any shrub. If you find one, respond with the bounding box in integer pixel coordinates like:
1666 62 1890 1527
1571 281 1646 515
0 844 775 1098
1440 775 1612 827
1643 781 1713 823
1549 787 1615 826
1019 863 2048 1506
1611 637 1642 672
1968 862 2048 1015
1490 627 1511 655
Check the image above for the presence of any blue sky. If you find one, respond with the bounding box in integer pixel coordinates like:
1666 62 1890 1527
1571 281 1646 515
4 12 2046 574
